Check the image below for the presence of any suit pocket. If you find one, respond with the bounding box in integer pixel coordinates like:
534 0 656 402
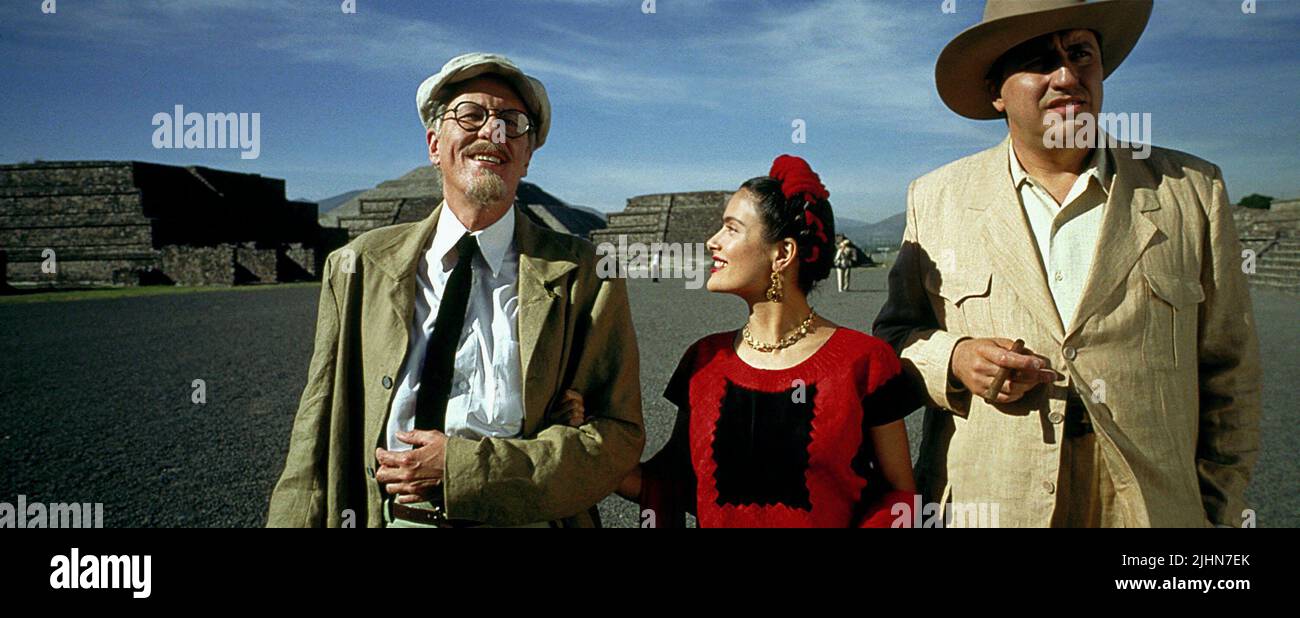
924 269 993 336
1142 272 1204 370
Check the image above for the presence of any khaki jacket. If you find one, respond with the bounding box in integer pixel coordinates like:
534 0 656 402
873 138 1261 527
268 203 644 527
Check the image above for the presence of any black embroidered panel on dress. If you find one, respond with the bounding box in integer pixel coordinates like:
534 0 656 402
712 379 815 510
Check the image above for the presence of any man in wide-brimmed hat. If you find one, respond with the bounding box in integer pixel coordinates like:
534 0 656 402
268 53 644 528
874 0 1260 527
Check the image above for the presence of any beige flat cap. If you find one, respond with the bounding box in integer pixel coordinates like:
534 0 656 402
417 52 551 149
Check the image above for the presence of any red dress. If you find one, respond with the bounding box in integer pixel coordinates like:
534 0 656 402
641 328 918 528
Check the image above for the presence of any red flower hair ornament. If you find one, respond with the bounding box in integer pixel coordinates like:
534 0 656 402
769 154 829 203
768 154 830 263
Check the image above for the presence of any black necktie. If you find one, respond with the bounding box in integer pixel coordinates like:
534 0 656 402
414 233 479 431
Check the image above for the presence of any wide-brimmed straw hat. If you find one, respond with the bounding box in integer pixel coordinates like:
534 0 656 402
936 0 1153 120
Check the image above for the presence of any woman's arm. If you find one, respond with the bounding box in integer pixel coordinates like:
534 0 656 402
634 405 696 527
869 419 915 492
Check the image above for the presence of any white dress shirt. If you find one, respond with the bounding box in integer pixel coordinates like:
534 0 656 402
386 205 524 451
1008 141 1111 329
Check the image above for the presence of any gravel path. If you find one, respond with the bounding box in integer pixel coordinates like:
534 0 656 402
1 268 1293 527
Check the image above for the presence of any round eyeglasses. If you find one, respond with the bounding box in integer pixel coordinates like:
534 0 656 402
439 101 533 139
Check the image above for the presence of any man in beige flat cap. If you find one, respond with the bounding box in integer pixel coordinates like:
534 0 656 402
268 53 644 528
874 0 1261 527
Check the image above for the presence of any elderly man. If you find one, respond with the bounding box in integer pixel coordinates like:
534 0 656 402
268 53 644 528
874 0 1260 527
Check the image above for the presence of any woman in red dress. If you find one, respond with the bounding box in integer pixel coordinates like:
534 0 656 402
565 155 918 527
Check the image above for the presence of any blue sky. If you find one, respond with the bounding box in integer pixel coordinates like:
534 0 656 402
2 0 1297 223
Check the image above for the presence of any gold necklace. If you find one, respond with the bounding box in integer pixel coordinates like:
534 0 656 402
742 309 817 353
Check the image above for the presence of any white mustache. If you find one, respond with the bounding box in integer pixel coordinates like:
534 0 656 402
464 143 508 160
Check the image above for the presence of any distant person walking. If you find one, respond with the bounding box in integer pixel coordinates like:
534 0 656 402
834 237 855 292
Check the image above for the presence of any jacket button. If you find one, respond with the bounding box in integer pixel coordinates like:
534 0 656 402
1042 481 1056 494
1063 346 1077 361
382 376 393 389
366 466 375 478
1048 411 1064 424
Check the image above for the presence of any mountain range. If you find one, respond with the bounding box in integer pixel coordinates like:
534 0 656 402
837 212 907 250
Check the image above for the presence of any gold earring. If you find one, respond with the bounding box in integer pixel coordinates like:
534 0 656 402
766 270 784 303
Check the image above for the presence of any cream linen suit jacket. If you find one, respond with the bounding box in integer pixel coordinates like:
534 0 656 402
873 137 1261 527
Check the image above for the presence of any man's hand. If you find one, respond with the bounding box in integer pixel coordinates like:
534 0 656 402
950 337 1057 403
375 429 448 504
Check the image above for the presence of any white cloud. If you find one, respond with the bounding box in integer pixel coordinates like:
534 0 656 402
6 0 1294 212
1144 0 1300 41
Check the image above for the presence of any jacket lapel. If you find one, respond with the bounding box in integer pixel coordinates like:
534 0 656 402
363 204 441 453
371 202 444 323
513 209 578 437
970 138 1066 339
1066 146 1161 340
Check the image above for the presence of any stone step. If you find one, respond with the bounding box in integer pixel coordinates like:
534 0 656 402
1253 266 1300 276
0 165 135 190
0 185 140 199
0 193 143 216
1250 281 1300 293
359 199 402 215
662 192 731 208
1257 253 1300 264
1253 266 1300 278
619 205 671 216
599 218 662 229
0 212 153 228
1250 260 1298 272
1258 266 1300 275
338 213 395 239
5 257 164 287
4 245 157 262
0 224 154 247
607 213 663 228
599 224 662 235
1249 273 1300 287
602 224 662 233
625 194 674 209
1251 268 1300 278
338 214 392 227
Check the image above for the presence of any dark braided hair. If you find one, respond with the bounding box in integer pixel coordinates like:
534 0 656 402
738 176 836 294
